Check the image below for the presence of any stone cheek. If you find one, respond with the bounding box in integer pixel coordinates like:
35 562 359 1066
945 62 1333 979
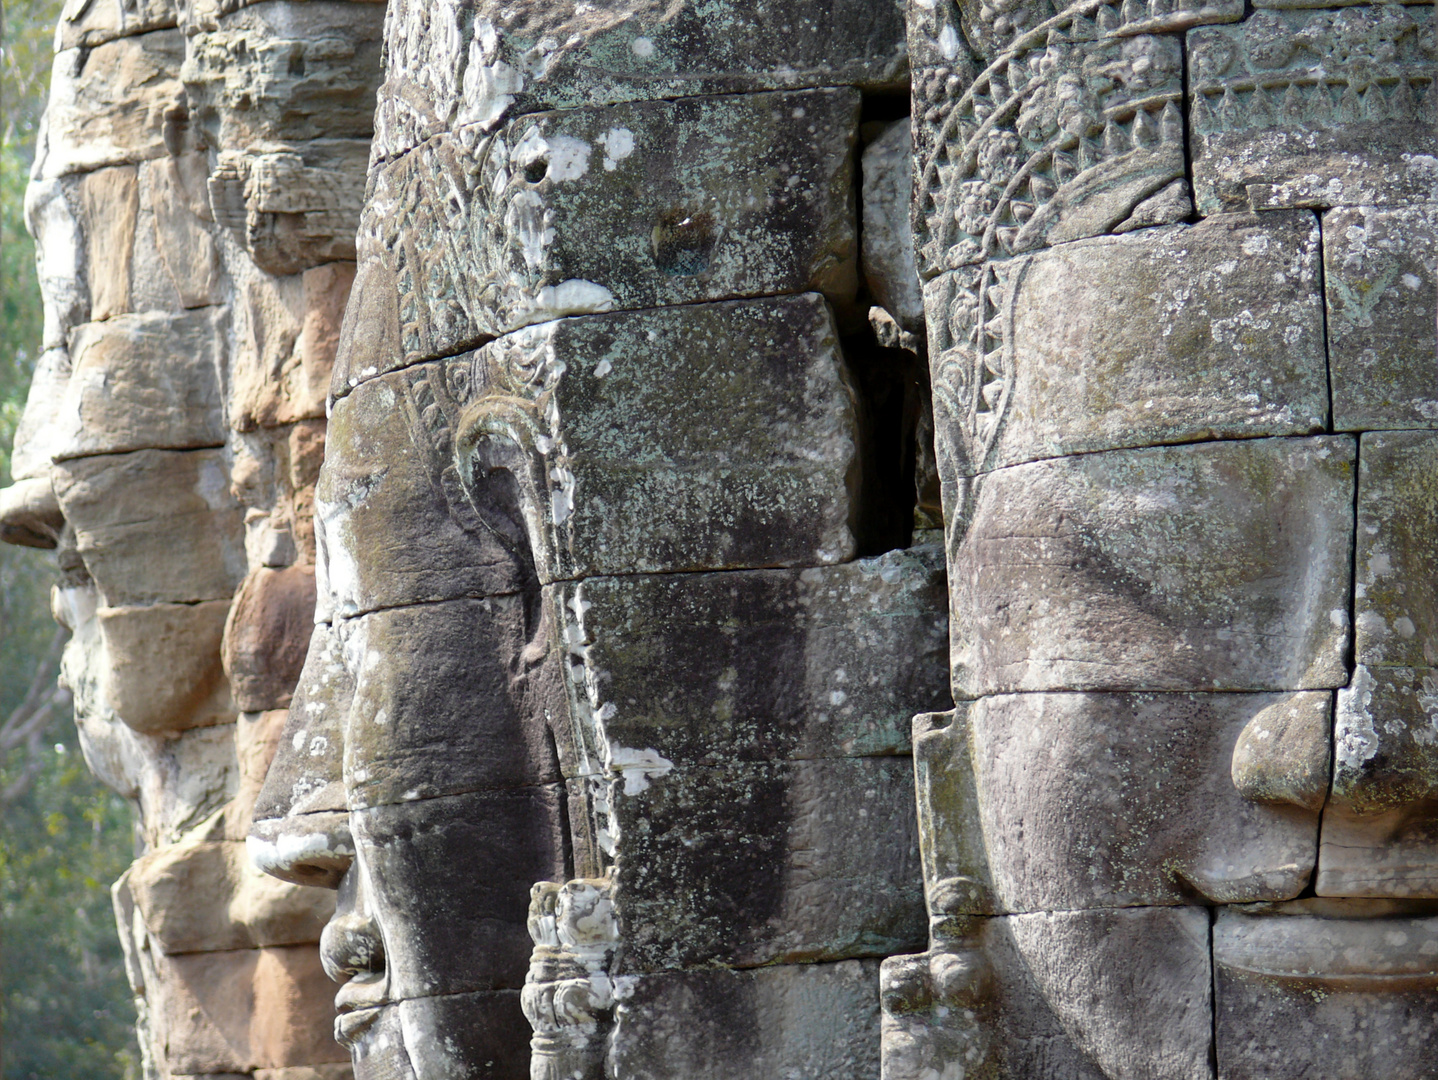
927 211 1327 478
950 436 1355 696
917 694 1325 915
340 88 860 374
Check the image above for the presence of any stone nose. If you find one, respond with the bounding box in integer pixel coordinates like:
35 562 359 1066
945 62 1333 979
1230 692 1332 814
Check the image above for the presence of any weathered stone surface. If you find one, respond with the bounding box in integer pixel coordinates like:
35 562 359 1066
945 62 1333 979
254 1067 354 1080
36 32 187 179
229 260 352 431
915 694 1325 914
1189 8 1438 214
347 88 859 368
55 0 178 49
862 120 924 333
0 477 64 549
1326 205 1438 430
340 598 564 810
208 141 369 276
927 212 1327 476
153 945 347 1073
54 309 227 459
182 1 386 148
549 546 948 772
609 757 924 971
221 567 314 716
350 785 569 999
882 907 1213 1080
910 25 1189 275
77 158 222 319
610 960 883 1080
8 348 69 482
450 296 859 582
97 600 234 734
1215 901 1438 1080
315 362 527 619
252 625 349 824
127 838 333 953
396 990 530 1080
53 449 245 606
338 1005 415 1080
950 437 1355 695
25 180 88 348
372 0 905 161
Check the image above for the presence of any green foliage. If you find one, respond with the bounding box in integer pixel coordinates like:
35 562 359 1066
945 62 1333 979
0 1 142 1076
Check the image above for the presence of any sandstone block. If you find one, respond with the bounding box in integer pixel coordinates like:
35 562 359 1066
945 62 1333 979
154 945 346 1073
56 0 177 49
25 180 87 348
128 838 333 953
373 0 905 160
882 907 1213 1080
1326 206 1438 431
0 477 64 549
229 258 354 432
346 88 858 367
36 32 186 179
208 141 368 276
610 960 883 1080
1189 9 1438 214
97 600 233 734
351 785 570 999
9 348 70 482
1214 901 1438 1080
53 448 246 607
449 296 859 582
55 309 227 459
609 757 924 972
223 565 317 713
927 212 1326 476
182 1 385 148
340 598 565 810
950 437 1355 695
548 545 947 771
252 625 349 825
915 694 1325 914
254 1067 354 1080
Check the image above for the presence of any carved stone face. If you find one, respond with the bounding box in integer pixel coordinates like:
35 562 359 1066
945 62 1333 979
887 1 1438 1076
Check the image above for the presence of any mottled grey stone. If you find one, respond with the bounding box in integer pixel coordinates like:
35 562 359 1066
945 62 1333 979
351 785 569 999
372 0 906 161
52 449 246 607
339 598 565 811
53 309 227 460
608 757 924 971
1189 8 1438 214
548 545 948 771
926 212 1327 477
916 693 1324 914
1215 901 1438 1080
346 89 859 367
609 960 883 1080
950 437 1355 696
862 120 925 333
453 296 859 581
1326 205 1438 431
881 907 1213 1080
397 990 529 1080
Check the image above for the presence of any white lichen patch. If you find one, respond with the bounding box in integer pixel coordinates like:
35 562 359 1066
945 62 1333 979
1336 665 1381 771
